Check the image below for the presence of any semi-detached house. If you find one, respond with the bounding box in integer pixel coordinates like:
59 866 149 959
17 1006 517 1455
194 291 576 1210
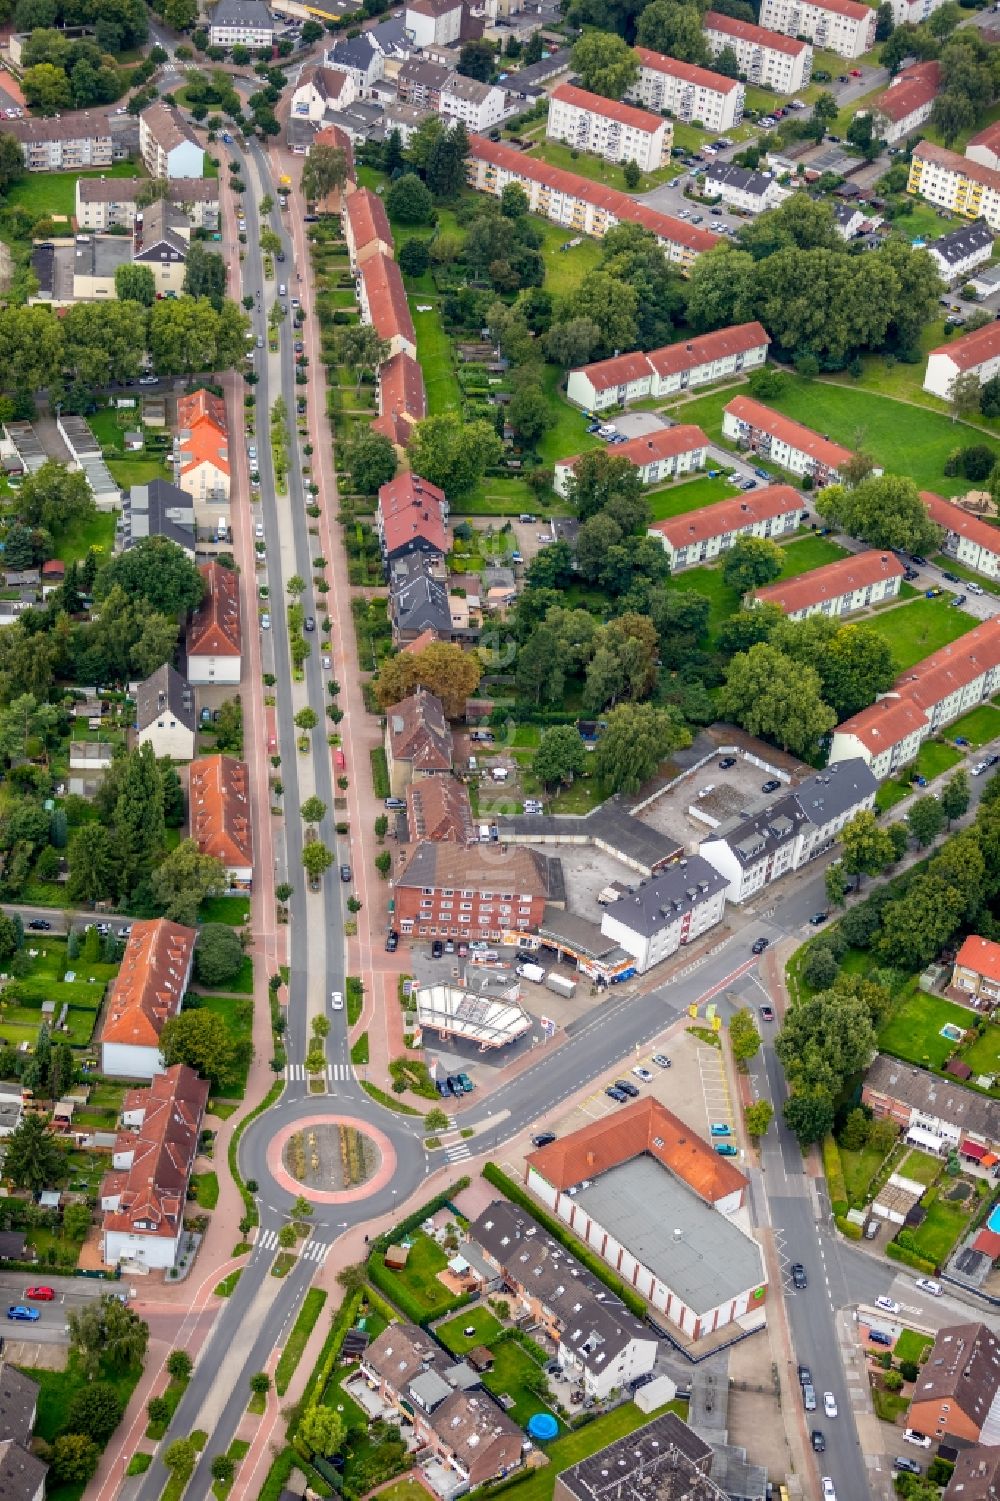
546 84 670 173
908 141 1000 232
385 687 453 796
188 754 253 889
752 548 904 620
358 252 416 360
629 47 744 132
923 490 1000 579
925 218 994 285
722 395 877 487
566 321 770 412
377 472 448 568
99 919 197 1078
925 319 1000 400
555 424 708 497
648 482 801 571
862 1054 1000 1158
704 161 789 214
758 0 876 57
702 11 812 93
952 934 1000 1009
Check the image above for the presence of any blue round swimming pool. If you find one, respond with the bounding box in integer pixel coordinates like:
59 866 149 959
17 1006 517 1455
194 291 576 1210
527 1414 559 1441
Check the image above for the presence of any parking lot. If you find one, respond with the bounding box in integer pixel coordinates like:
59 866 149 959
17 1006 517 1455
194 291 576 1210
636 753 789 847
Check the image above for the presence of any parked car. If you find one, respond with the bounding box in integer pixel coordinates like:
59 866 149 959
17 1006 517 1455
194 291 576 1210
384 797 406 810
821 1481 836 1501
7 1306 38 1322
823 1392 838 1419
718 756 736 769
714 1142 738 1156
25 1287 55 1301
791 1263 807 1289
893 1457 922 1475
904 1431 933 1449
532 1132 556 1148
614 1079 640 1098
798 1365 812 1386
808 912 829 926
455 1073 474 1093
27 920 51 931
436 1077 454 1097
652 1053 671 1068
632 1066 653 1083
605 1086 628 1103
761 779 781 793
802 1383 817 1412
915 1278 942 1296
941 570 960 583
385 930 399 953
431 940 444 959
869 1329 892 1347
876 1295 901 1315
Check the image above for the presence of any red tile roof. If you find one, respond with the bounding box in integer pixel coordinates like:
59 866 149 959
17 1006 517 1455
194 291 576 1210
649 482 801 547
634 46 741 94
188 561 241 659
101 1064 208 1241
922 491 1000 559
189 754 253 870
873 60 940 124
913 139 1000 196
832 693 928 754
468 135 720 254
561 422 708 474
374 351 427 448
378 471 447 556
406 777 474 843
345 186 391 254
968 119 1000 155
576 350 655 393
177 389 226 432
360 251 415 348
972 1227 1000 1259
401 628 438 655
957 934 1000 983
807 0 869 19
577 322 769 393
526 1096 747 1205
551 82 664 135
724 395 854 470
928 317 1000 372
754 549 904 615
703 11 810 56
176 388 229 482
101 919 196 1049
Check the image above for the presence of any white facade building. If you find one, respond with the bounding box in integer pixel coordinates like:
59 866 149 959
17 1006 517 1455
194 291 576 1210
758 0 876 57
703 161 790 213
139 101 204 181
924 319 1000 399
923 490 1000 580
440 75 507 132
630 47 744 132
868 60 940 146
648 483 803 570
723 395 879 487
908 141 1000 232
555 424 708 497
208 0 275 48
753 549 905 620
546 83 669 173
600 857 727 973
567 321 769 412
405 0 463 49
703 11 813 93
925 219 995 284
135 664 197 761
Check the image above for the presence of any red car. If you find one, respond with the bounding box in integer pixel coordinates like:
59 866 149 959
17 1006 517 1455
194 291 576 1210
25 1286 55 1301
850 67 862 76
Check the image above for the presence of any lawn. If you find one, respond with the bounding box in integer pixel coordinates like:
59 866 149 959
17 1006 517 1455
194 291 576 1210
669 563 739 638
106 456 170 490
191 1171 220 1209
525 138 684 195
484 1401 685 1501
899 1150 942 1188
948 704 1000 747
53 506 117 567
876 737 963 809
373 1231 454 1316
894 1328 934 1365
538 366 603 469
435 1313 556 1427
456 475 540 516
411 304 462 416
199 895 250 926
6 161 139 222
437 1307 504 1354
196 993 253 1099
25 1349 144 1501
532 215 604 297
840 1142 887 1206
961 1022 1000 1079
878 988 975 1070
903 1194 971 1265
775 534 850 580
645 473 736 521
866 598 978 673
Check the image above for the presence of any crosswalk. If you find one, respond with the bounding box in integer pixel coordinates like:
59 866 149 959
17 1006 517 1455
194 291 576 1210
284 1063 352 1081
254 1227 330 1266
256 1228 280 1253
445 1140 471 1163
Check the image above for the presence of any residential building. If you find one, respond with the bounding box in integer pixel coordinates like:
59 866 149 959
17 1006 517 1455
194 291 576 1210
373 350 426 450
699 758 878 903
567 322 770 412
175 388 230 505
30 233 131 305
309 124 356 212
925 319 1000 399
75 176 220 231
834 202 866 239
862 1053 1000 1156
406 778 475 844
0 1367 46 1501
703 161 789 213
327 32 386 94
702 12 813 94
343 186 393 268
908 141 1000 232
926 218 994 285
629 47 744 132
887 0 951 22
100 919 197 1078
139 101 204 180
358 252 417 360
100 1063 209 1269
466 136 719 268
952 934 1000 1009
752 549 904 620
470 1200 659 1396
868 60 941 146
599 855 727 973
209 0 275 49
554 1414 721 1501
397 58 451 109
555 424 708 497
908 1325 1000 1445
377 472 448 569
121 478 196 556
923 490 1000 580
758 0 875 56
546 84 670 173
292 64 358 120
391 842 563 938
965 120 1000 174
648 482 801 570
135 664 197 761
390 565 453 644
187 560 242 685
5 108 119 171
441 74 507 132
188 755 253 889
132 199 189 295
522 1097 767 1341
385 688 453 795
946 1447 1000 1501
722 395 873 486
405 0 464 48
831 616 1000 776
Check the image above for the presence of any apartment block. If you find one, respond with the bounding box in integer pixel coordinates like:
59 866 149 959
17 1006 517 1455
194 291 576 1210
966 119 1000 174
752 549 904 620
75 176 220 231
391 842 563 938
925 217 994 284
600 855 727 973
99 919 197 1078
629 47 744 133
758 0 876 57
567 321 769 411
6 108 116 171
869 60 940 146
555 424 708 497
188 754 253 889
704 160 789 213
440 74 507 132
923 490 1000 580
187 559 241 686
648 482 801 570
908 140 1000 232
139 100 204 180
343 186 393 268
546 83 670 173
208 0 275 48
703 12 813 94
722 395 876 487
358 252 416 360
908 1325 1000 1446
925 319 1000 399
373 351 426 451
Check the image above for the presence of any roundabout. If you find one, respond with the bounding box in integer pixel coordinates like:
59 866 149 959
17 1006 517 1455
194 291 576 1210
267 1113 396 1204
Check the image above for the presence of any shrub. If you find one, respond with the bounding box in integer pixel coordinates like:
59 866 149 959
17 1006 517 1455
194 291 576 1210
822 1135 848 1216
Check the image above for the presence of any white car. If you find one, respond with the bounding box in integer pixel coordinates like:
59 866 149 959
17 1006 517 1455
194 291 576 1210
875 1295 901 1315
331 991 343 1010
255 522 264 540
822 1481 836 1501
915 1277 943 1297
260 612 271 630
632 1066 654 1083
904 1430 933 1449
823 1392 838 1419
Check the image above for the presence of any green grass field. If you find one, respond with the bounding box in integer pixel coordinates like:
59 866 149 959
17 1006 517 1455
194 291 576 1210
840 1142 887 1206
538 366 603 468
646 473 737 521
903 1195 972 1265
196 993 252 1099
437 1308 504 1353
53 507 116 567
878 988 975 1070
525 138 684 194
866 597 978 672
875 738 963 810
411 304 462 416
775 534 850 579
961 1022 1000 1078
894 1328 934 1365
373 1231 455 1316
6 161 139 223
899 1150 942 1188
948 705 1000 747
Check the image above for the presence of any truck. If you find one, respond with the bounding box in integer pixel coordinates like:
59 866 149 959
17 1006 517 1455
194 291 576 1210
516 962 545 984
545 971 577 998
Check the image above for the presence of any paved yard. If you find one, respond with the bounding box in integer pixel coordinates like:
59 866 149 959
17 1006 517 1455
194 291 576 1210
636 752 789 847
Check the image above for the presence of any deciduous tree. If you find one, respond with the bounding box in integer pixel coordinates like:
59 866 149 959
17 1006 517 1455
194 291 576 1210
374 641 482 718
160 1008 235 1086
570 32 638 97
534 725 586 788
720 644 835 758
907 794 946 848
592 702 690 794
722 536 784 594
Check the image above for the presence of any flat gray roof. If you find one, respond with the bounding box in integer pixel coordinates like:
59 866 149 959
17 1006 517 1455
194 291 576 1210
575 1156 765 1316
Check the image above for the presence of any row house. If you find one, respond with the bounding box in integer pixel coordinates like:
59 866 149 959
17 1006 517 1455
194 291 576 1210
373 351 426 451
358 252 416 360
703 161 789 214
189 754 253 890
0 1366 46 1501
947 1450 1000 1501
440 74 507 133
344 187 393 270
566 321 770 411
175 388 230 508
926 217 994 285
923 490 1000 580
187 559 242 686
554 424 708 498
924 318 1000 400
139 100 204 181
647 482 801 571
599 855 728 973
699 758 878 903
830 615 1000 778
752 548 904 620
908 1325 1000 1449
966 119 1000 174
465 134 719 268
758 0 876 58
385 688 453 796
862 1053 999 1158
391 841 562 939
546 83 670 174
629 47 744 133
406 777 475 844
208 0 275 49
135 663 197 762
952 934 1000 1010
377 472 449 570
722 395 873 487
702 11 813 94
908 140 1000 232
99 919 197 1078
100 1064 208 1270
867 59 940 147
76 176 219 232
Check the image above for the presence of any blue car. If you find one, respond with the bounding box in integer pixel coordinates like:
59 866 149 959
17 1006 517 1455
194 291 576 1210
7 1305 38 1322
754 467 770 480
955 737 970 747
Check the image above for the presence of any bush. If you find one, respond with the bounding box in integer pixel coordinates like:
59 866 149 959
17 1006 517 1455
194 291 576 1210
195 924 244 988
883 1369 904 1392
802 944 839 990
834 1214 862 1239
899 1360 919 1382
886 1240 937 1274
822 1135 848 1216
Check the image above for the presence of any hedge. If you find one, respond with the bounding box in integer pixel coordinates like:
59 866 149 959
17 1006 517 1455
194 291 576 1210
886 1240 937 1274
834 1214 862 1240
229 1080 284 1228
822 1135 849 1217
482 1163 647 1319
370 1178 470 1255
275 1288 328 1396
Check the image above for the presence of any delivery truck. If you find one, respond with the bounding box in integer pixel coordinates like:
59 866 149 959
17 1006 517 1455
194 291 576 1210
545 971 577 998
516 962 545 984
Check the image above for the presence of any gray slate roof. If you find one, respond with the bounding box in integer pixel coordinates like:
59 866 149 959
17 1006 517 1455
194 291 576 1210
603 855 727 938
558 1412 715 1501
930 218 994 266
706 758 876 868
497 794 681 877
0 1367 38 1447
210 0 274 26
136 663 196 735
865 1053 999 1144
705 161 774 197
392 571 452 635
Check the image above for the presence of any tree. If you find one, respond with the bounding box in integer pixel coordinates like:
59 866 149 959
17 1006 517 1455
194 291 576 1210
593 702 690 794
68 1296 148 1378
877 870 966 969
776 988 877 1097
96 536 205 616
621 158 642 189
67 1383 125 1445
940 769 970 826
250 1372 270 1395
783 1091 835 1147
745 1100 773 1138
840 809 896 887
18 461 94 537
802 944 839 990
816 474 941 559
195 924 244 988
62 1201 91 1241
374 641 481 718
907 793 946 848
301 795 327 825
295 707 318 732
299 1404 346 1457
570 33 639 98
3 1111 66 1192
543 316 601 368
115 263 157 305
335 323 392 393
398 237 430 278
160 1008 235 1086
720 644 836 759
636 0 709 62
825 861 849 909
458 39 494 79
729 1007 761 1066
980 375 1000 419
722 537 784 595
534 725 586 788
150 839 225 926
164 0 197 26
66 823 114 905
302 840 334 881
566 449 644 521
164 1439 197 1481
51 1435 100 1485
0 131 24 195
949 369 982 422
301 142 349 204
386 172 434 225
408 414 502 498
508 382 553 447
183 242 228 310
147 297 249 378
22 61 71 113
346 428 396 495
211 1455 235 1483
875 0 894 37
